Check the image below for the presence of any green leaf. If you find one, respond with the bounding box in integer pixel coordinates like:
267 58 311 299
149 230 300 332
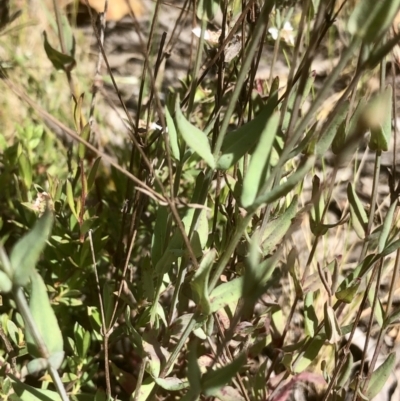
253 156 316 209
60 14 75 58
190 249 217 316
184 341 202 400
287 248 303 298
241 113 279 208
202 353 246 396
48 351 65 370
291 334 325 373
196 0 219 21
76 323 91 359
0 270 12 293
165 104 180 161
25 272 64 357
304 292 318 337
323 302 342 344
348 0 400 43
132 377 155 401
43 31 76 72
26 358 48 375
110 361 136 395
78 123 90 159
18 151 32 189
217 92 278 170
261 196 298 255
151 206 169 267
385 307 400 327
347 183 368 239
11 377 62 401
331 119 346 155
367 86 393 152
364 31 400 70
175 99 215 169
10 209 53 287
66 180 78 220
337 353 354 389
155 377 190 391
87 157 101 191
210 277 243 313
367 286 385 328
378 200 397 253
365 352 396 399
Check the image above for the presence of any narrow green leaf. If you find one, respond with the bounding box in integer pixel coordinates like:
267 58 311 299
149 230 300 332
202 353 246 396
10 209 53 287
165 105 180 161
323 302 342 344
18 151 32 189
381 238 400 257
367 287 385 328
87 157 101 191
11 377 62 401
386 307 400 327
316 101 349 156
187 341 202 398
253 155 316 209
155 377 190 391
365 31 400 70
347 183 368 239
287 248 302 298
25 271 64 357
190 249 217 316
292 334 325 373
151 206 169 267
304 292 318 337
337 353 354 389
378 200 397 253
217 92 278 170
0 270 12 293
43 31 76 71
348 0 400 43
367 86 393 152
331 120 346 155
365 352 396 399
60 14 75 57
78 123 90 159
66 180 78 220
132 377 155 401
196 0 219 20
210 277 243 313
335 281 360 303
241 113 279 208
175 100 215 169
261 195 297 255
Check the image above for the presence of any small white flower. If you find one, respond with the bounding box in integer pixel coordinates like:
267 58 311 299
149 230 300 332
192 27 212 41
268 21 295 46
268 27 279 40
150 122 164 131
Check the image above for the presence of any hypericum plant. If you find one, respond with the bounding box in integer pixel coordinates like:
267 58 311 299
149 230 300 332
2 0 400 400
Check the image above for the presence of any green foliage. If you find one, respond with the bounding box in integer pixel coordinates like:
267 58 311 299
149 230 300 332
1 1 400 400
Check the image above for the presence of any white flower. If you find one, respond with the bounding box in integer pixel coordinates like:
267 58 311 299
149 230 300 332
268 21 295 46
